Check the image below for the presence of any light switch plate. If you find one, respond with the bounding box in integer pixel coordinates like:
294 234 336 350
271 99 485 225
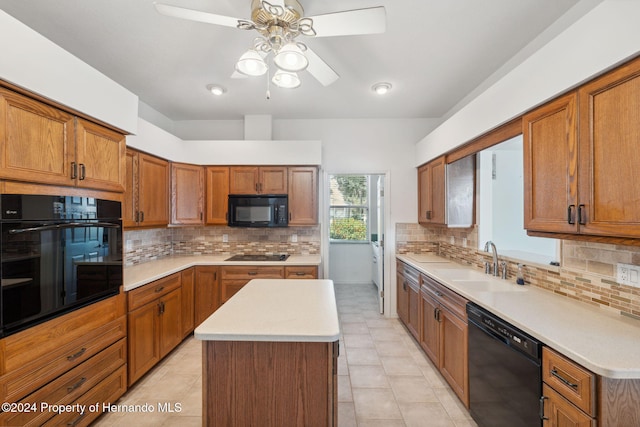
617 263 640 287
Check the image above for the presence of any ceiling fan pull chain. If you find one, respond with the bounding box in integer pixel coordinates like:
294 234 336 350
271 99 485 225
266 67 272 100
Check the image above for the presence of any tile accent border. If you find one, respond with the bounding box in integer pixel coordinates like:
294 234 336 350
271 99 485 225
396 223 640 319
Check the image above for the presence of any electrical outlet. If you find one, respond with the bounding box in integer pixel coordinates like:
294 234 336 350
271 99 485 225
291 234 298 243
617 263 640 287
222 234 228 243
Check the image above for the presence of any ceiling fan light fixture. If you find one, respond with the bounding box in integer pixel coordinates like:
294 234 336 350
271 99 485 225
372 82 392 95
235 49 268 76
272 70 301 89
274 42 309 72
206 84 226 96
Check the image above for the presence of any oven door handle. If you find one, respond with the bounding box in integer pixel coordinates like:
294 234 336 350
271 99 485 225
8 222 120 234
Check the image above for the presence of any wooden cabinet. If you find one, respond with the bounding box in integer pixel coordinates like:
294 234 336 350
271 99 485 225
205 166 230 225
543 384 594 427
396 262 410 326
0 293 126 426
524 57 640 240
396 261 421 339
124 148 169 228
284 265 318 279
171 162 204 225
0 87 125 192
220 266 284 304
229 166 288 194
195 266 220 326
127 273 183 385
418 156 446 225
288 166 318 225
181 267 195 338
420 272 469 407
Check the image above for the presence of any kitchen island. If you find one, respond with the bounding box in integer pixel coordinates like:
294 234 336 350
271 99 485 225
194 279 340 427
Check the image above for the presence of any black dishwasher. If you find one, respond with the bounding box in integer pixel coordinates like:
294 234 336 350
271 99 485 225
467 302 542 427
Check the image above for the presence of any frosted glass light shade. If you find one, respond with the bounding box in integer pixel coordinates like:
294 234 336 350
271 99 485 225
273 43 308 72
236 49 268 76
272 70 301 88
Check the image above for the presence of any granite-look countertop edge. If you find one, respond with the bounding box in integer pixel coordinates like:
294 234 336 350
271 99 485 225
124 254 322 292
194 279 340 343
396 254 640 379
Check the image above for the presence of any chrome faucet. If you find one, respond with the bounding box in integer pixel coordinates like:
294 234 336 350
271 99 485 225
484 241 499 277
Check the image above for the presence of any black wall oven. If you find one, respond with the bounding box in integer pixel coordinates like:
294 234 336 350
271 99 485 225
0 194 122 337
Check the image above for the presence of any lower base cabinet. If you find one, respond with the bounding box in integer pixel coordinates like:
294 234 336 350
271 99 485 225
195 266 220 326
0 294 127 427
127 273 183 386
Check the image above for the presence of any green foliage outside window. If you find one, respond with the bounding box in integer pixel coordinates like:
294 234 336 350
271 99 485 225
330 217 367 241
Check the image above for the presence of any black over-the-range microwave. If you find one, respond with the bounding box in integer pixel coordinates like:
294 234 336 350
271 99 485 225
228 195 288 227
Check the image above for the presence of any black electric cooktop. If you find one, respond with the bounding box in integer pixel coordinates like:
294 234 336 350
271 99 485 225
225 254 290 262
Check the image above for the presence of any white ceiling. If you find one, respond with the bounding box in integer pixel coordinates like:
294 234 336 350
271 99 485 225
0 0 581 121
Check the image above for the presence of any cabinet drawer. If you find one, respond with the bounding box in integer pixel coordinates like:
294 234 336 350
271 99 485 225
284 266 318 279
42 364 127 427
127 272 182 311
421 274 467 319
543 347 596 416
0 338 126 427
397 261 420 284
220 266 284 280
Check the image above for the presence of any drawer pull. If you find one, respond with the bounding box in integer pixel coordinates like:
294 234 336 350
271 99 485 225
248 271 258 276
295 272 306 276
154 286 165 293
67 377 87 393
67 412 87 427
435 291 444 297
67 347 87 361
550 368 579 389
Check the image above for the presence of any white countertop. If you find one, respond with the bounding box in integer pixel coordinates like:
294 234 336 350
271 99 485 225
194 279 340 343
123 254 322 291
397 253 640 379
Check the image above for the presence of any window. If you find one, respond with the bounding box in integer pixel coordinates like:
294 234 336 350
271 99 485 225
329 175 368 242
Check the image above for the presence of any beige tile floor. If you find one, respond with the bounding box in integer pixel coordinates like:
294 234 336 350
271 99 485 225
95 282 477 426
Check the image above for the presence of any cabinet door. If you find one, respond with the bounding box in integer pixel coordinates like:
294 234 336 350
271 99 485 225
0 88 74 186
260 166 288 194
181 268 195 337
578 58 640 238
171 162 204 225
417 163 431 224
123 149 138 227
229 166 259 194
75 118 126 192
205 166 230 225
288 166 318 225
430 157 446 225
396 272 409 325
439 306 468 407
159 288 183 358
127 302 160 385
138 152 169 227
543 384 595 427
407 281 420 340
220 280 248 305
195 266 220 326
419 289 439 366
523 92 579 233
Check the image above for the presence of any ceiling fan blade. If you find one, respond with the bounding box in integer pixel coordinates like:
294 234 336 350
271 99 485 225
154 2 240 28
304 47 339 86
307 7 386 37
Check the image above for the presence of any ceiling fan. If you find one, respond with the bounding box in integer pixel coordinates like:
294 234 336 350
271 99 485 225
154 0 386 89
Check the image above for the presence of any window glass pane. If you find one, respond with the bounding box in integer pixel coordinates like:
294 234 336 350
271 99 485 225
329 175 369 241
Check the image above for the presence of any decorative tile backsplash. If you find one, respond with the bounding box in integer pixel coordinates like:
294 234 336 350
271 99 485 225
396 223 640 319
124 226 321 266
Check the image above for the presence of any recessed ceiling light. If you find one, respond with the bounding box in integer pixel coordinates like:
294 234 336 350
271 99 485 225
206 84 226 96
372 82 392 95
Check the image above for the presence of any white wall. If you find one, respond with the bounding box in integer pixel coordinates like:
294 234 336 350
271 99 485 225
0 11 138 133
416 0 640 165
329 244 374 285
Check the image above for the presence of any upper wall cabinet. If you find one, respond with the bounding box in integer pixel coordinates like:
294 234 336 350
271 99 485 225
229 166 287 195
288 166 318 226
524 56 640 239
171 162 204 225
205 166 230 225
0 88 125 192
124 148 169 228
418 156 446 225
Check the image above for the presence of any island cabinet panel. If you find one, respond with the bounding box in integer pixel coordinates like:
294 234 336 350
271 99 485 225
127 273 183 386
203 340 338 426
195 266 220 326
